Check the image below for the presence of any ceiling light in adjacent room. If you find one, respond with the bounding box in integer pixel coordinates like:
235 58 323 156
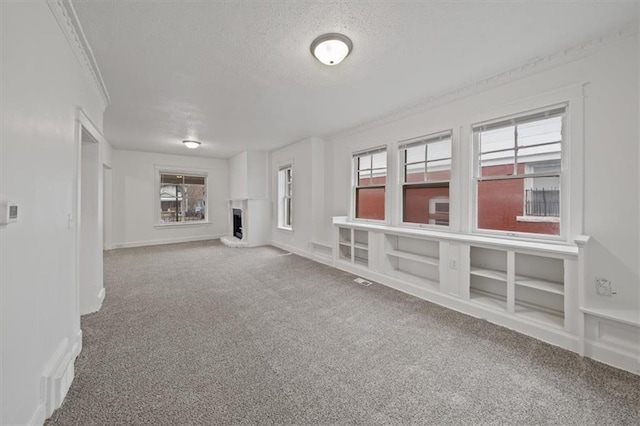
182 140 201 149
311 33 352 66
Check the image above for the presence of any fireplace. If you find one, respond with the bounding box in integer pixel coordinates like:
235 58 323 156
221 198 269 248
232 208 243 239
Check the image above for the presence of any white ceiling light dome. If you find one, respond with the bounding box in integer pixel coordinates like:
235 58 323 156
311 33 352 66
182 140 201 149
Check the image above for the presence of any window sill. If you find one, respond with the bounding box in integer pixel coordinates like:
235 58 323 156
154 221 211 228
333 217 578 257
277 226 294 233
399 221 451 231
516 216 560 223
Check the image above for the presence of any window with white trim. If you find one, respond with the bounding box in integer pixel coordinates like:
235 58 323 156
473 105 565 236
159 172 206 223
353 147 387 220
278 166 293 229
399 130 452 226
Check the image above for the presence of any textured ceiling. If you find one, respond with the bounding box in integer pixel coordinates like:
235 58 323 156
73 1 637 158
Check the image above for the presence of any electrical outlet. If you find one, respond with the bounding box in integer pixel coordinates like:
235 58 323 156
595 278 615 297
450 259 458 269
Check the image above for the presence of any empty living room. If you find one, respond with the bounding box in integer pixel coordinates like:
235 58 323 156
1 1 640 425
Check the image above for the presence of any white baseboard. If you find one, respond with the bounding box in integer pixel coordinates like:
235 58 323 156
41 330 82 420
268 240 313 258
269 240 335 267
81 286 106 316
113 234 225 249
585 341 640 374
27 403 46 426
583 314 640 375
97 287 105 309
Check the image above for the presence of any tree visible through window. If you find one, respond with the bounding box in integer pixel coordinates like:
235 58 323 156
159 173 206 223
474 106 565 236
353 148 386 220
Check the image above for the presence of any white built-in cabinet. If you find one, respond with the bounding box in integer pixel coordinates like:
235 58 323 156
332 217 640 374
466 247 573 330
338 228 370 267
332 217 593 360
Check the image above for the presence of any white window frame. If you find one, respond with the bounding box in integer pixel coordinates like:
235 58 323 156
277 165 293 230
154 165 209 227
398 130 453 228
351 146 387 223
471 103 568 241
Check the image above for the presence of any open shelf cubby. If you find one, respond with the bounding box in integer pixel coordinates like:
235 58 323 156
354 230 369 250
514 253 564 328
470 247 507 311
384 234 439 290
337 227 368 267
339 227 352 245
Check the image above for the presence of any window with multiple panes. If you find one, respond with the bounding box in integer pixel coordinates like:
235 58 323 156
159 173 206 223
278 166 293 229
353 147 387 220
473 105 565 236
399 130 452 226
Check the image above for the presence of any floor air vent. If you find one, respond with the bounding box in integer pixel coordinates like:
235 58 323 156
354 277 372 286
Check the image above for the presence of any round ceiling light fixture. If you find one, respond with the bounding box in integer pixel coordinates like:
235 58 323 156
182 140 201 149
311 33 352 66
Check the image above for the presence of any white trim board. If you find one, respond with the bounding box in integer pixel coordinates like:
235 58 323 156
46 0 110 107
326 21 636 141
113 234 226 249
41 330 82 421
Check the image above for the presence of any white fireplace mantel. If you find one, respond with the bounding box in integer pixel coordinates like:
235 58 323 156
221 198 271 247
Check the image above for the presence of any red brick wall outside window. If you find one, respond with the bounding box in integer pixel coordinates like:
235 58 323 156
356 164 559 234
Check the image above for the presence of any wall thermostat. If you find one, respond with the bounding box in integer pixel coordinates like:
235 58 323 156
0 200 19 225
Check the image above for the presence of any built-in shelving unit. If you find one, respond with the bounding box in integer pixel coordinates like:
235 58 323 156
336 226 369 267
384 234 440 290
467 248 566 328
513 253 564 328
330 218 640 377
469 247 508 312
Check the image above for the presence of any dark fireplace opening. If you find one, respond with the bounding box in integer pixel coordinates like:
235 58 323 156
232 209 243 239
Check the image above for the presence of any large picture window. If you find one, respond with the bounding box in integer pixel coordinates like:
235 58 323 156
399 130 452 226
353 147 386 220
278 165 293 229
473 105 565 236
159 172 206 223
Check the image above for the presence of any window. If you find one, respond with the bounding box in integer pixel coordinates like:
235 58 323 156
399 130 452 226
278 166 293 229
353 147 386 220
159 173 206 223
473 105 565 236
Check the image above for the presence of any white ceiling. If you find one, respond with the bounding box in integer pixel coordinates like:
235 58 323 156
73 1 637 159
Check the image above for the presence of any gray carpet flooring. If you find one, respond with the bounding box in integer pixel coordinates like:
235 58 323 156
46 240 640 425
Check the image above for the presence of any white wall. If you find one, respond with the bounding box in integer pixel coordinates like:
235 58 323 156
327 35 639 312
246 151 268 199
228 151 248 200
111 150 229 248
269 137 327 256
228 150 268 200
0 1 107 424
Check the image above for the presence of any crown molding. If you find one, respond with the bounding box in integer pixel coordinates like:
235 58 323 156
47 0 111 108
327 21 638 141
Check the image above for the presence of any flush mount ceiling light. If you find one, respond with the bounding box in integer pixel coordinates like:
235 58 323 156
182 140 201 149
310 33 352 66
